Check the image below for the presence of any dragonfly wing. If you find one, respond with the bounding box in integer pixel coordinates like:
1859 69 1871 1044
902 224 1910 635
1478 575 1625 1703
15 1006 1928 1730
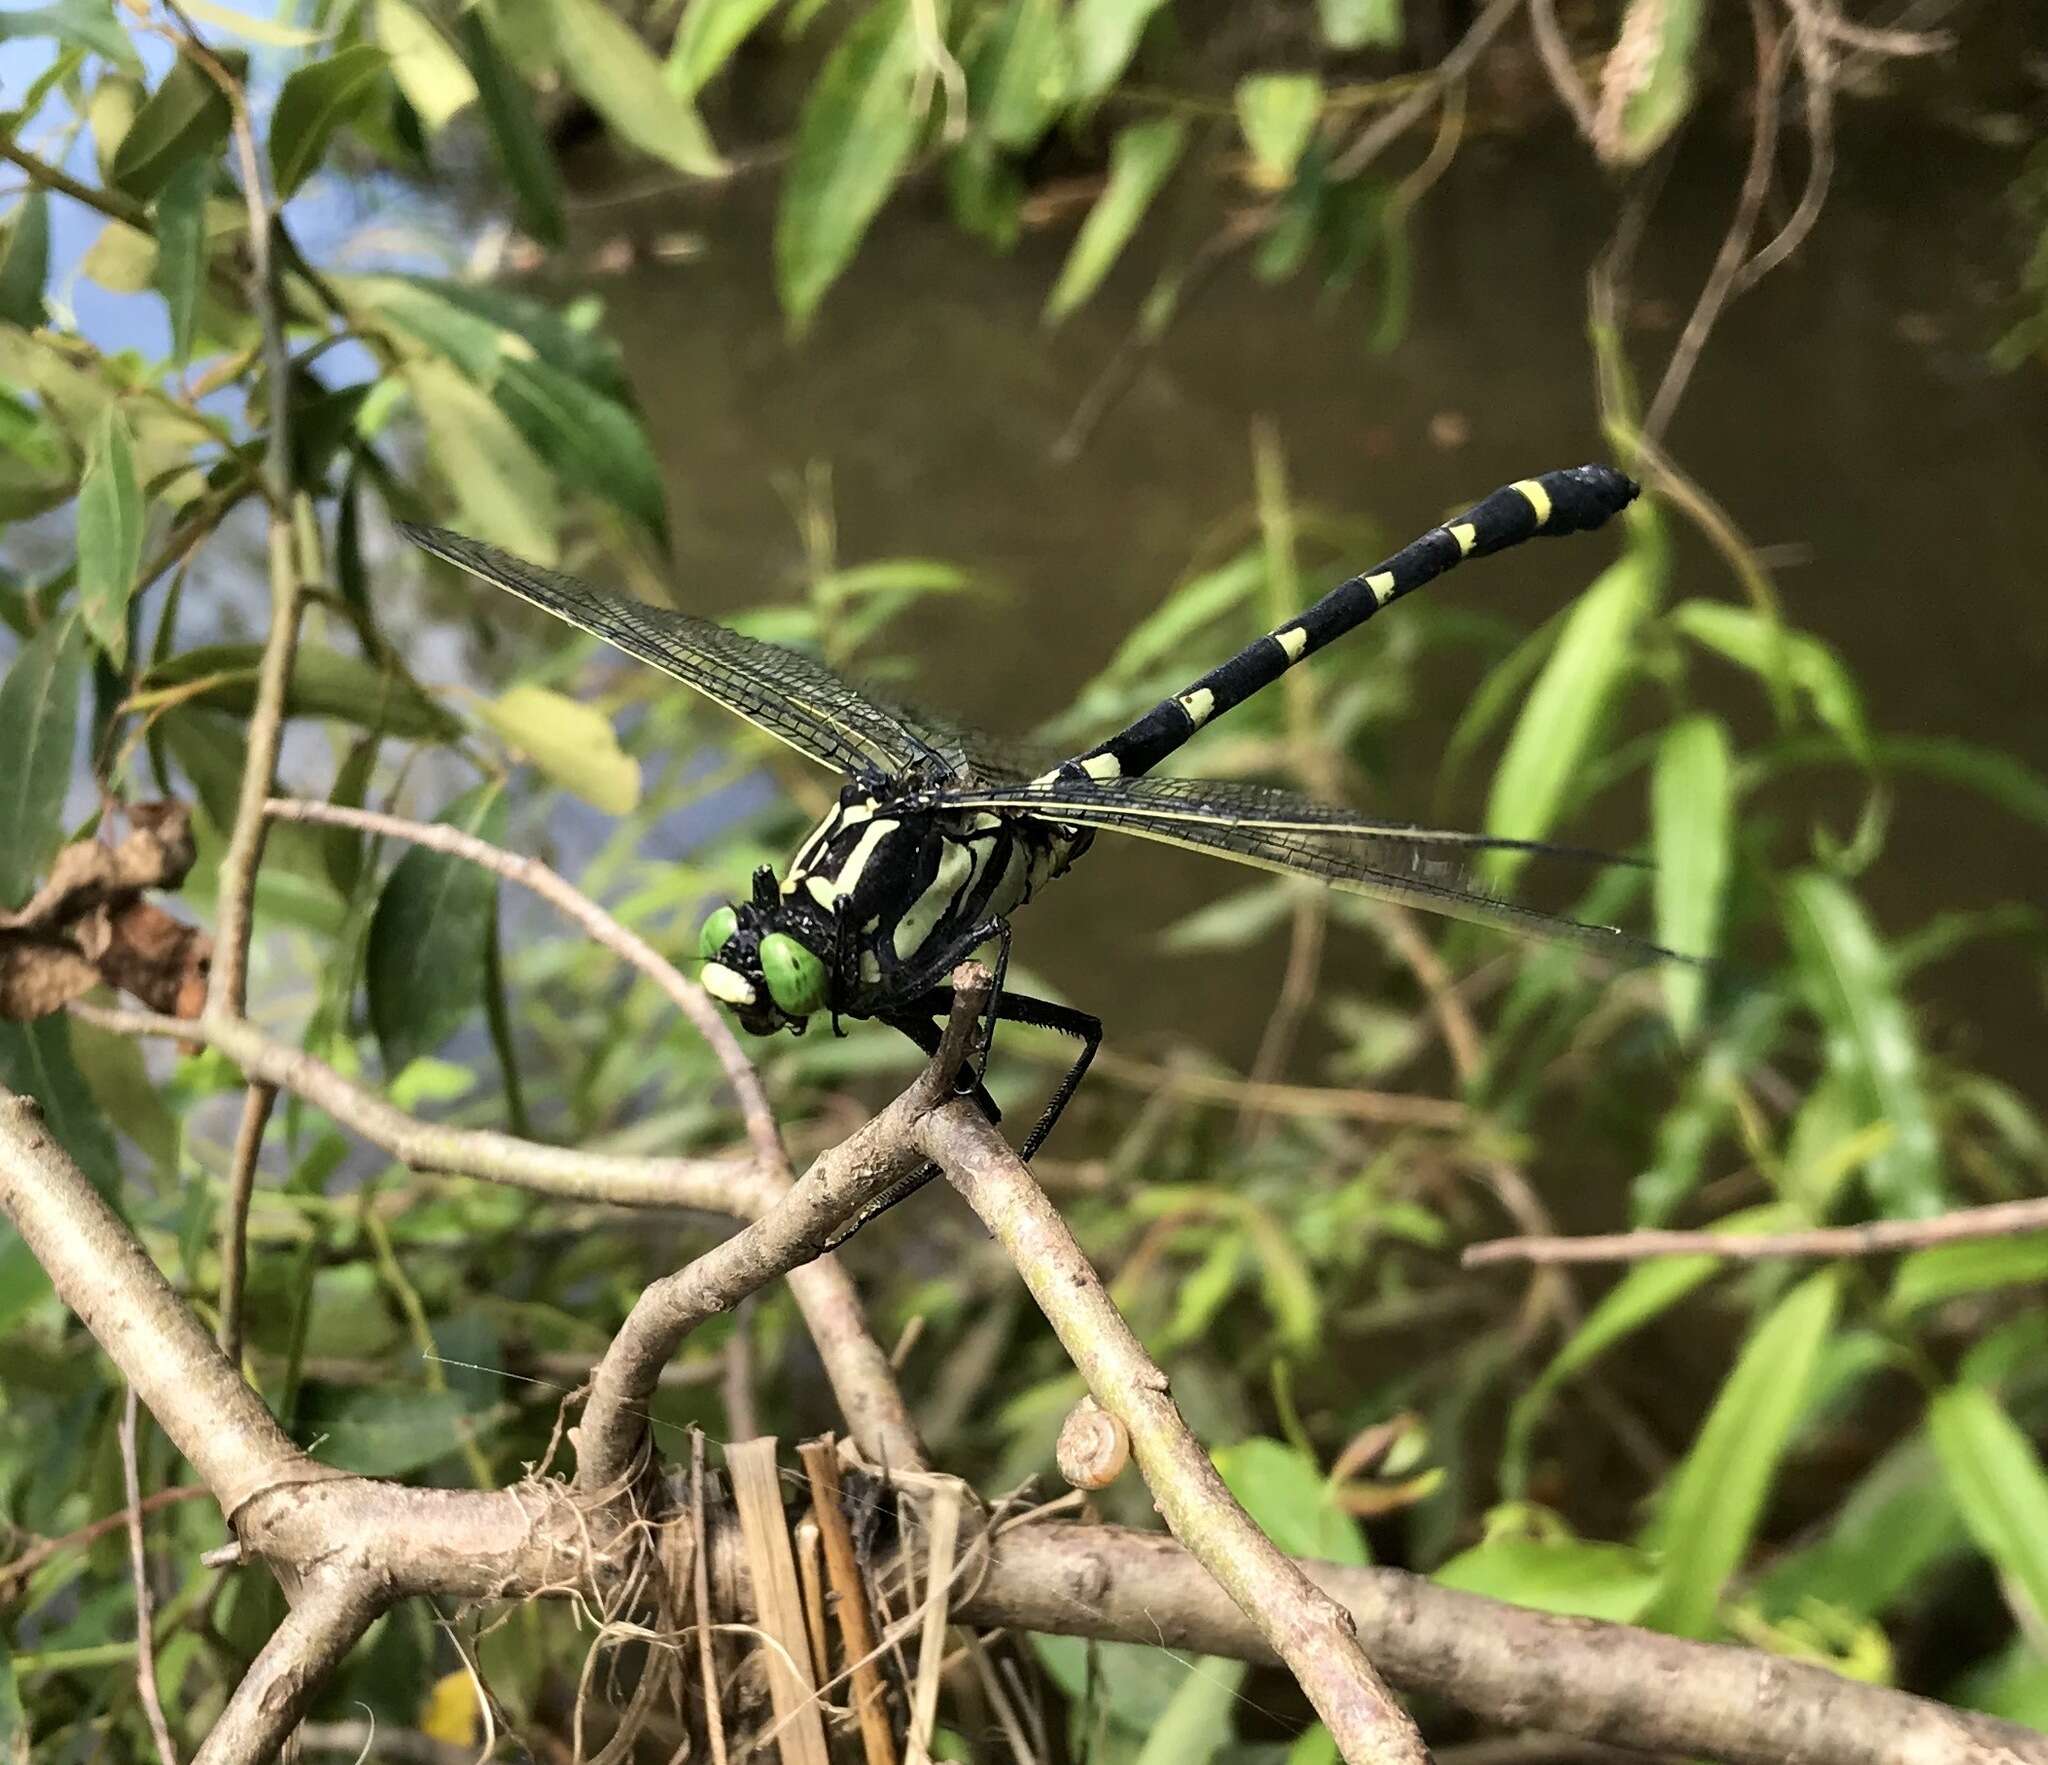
925 775 1689 964
401 524 947 780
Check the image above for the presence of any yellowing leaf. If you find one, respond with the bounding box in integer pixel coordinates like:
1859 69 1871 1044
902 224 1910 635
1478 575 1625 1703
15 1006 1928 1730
480 683 641 814
419 1669 481 1745
1234 73 1321 187
79 218 157 291
376 0 478 132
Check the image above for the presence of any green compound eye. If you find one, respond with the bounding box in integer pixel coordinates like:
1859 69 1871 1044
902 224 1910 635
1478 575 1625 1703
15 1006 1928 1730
758 932 827 1018
698 906 738 962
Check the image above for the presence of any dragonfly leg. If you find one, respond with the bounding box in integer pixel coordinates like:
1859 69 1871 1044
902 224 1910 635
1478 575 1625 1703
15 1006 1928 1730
819 987 1099 1248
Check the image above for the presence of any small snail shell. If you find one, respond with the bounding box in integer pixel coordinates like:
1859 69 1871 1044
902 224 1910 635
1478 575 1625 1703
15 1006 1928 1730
1057 1398 1130 1490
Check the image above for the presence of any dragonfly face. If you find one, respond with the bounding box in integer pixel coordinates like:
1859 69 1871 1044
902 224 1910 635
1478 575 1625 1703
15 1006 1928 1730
697 868 832 1036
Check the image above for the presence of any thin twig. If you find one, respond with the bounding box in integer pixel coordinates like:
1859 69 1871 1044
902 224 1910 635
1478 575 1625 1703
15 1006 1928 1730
216 1082 275 1367
119 1388 181 1765
0 135 150 226
1465 1197 2048 1267
1329 0 1523 181
0 1487 210 1596
263 798 788 1176
1526 0 1602 140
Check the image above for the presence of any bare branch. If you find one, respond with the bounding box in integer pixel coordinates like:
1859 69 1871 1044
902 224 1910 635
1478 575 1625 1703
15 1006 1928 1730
1465 1197 2048 1267
216 1082 275 1367
191 1572 385 1765
120 1388 180 1765
922 1105 1428 1765
264 797 789 1173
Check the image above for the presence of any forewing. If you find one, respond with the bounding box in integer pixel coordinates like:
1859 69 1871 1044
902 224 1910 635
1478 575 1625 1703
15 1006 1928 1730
401 524 947 779
926 774 1689 964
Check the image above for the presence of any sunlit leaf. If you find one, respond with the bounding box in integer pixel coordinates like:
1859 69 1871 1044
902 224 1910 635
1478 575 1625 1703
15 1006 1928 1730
667 0 779 97
1234 74 1321 187
1930 1385 2048 1633
1783 872 1943 1217
479 683 641 814
1044 117 1186 324
0 192 51 329
1651 713 1730 1034
376 0 478 132
776 0 922 331
1066 0 1170 101
1436 1528 1659 1621
1483 549 1653 881
153 155 208 361
79 218 156 291
405 357 561 563
111 50 241 202
551 0 725 177
0 615 86 909
1669 600 1870 762
459 11 564 248
178 0 329 45
1212 1437 1368 1565
271 45 391 199
76 404 142 669
1317 0 1400 48
367 784 506 1074
0 0 141 72
143 643 458 741
1643 1270 1839 1637
0 1017 122 1197
1606 0 1704 165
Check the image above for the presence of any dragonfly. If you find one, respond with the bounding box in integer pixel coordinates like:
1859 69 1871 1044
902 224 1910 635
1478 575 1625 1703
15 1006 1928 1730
402 463 1674 1240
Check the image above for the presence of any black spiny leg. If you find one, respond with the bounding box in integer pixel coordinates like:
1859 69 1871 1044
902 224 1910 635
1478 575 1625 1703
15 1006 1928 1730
820 988 1102 1249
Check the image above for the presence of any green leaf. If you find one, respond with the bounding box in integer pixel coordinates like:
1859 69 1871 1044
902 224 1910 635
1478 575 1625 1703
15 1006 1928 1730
1643 1270 1839 1637
552 0 725 176
1930 1385 2048 1633
1891 1236 2048 1317
1317 0 1400 48
314 1388 503 1476
1234 74 1321 187
1783 872 1943 1217
1159 880 1294 953
968 0 1068 149
0 1636 23 1765
68 1016 179 1172
176 0 329 45
143 643 458 741
0 191 51 328
78 217 156 291
322 735 380 897
1669 600 1870 762
775 0 923 332
111 50 240 202
479 683 641 814
0 1017 122 1197
405 357 561 563
1611 0 1704 164
1651 713 1730 1033
1435 1530 1659 1622
1868 735 2048 830
1212 1437 1367 1565
667 0 779 97
1066 0 1170 101
1044 117 1186 325
152 155 208 361
77 404 142 669
270 44 391 199
0 1231 55 1341
367 784 506 1073
0 614 87 909
0 0 141 72
376 0 477 132
1483 547 1652 881
1132 1656 1247 1765
492 355 667 541
459 10 565 248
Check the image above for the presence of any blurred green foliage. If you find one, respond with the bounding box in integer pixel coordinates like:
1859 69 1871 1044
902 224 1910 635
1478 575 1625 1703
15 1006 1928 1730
0 1 2046 1760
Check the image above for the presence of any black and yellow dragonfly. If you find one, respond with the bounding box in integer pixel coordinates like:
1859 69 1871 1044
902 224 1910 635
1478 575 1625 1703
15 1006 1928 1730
404 464 1676 1238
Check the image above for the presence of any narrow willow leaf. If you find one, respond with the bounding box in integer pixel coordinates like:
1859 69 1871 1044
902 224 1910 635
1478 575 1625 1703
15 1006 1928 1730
1868 735 2048 829
0 1017 122 1196
271 44 391 198
1212 1437 1369 1565
111 50 241 201
1669 600 1870 762
1783 872 1944 1217
1483 549 1653 884
0 0 142 72
1317 0 1400 48
1066 0 1170 101
667 0 779 97
68 1016 179 1172
152 155 208 361
315 1388 502 1475
1929 1385 2048 1632
492 355 666 541
77 404 142 669
1608 0 1704 165
459 10 565 248
969 0 1068 149
0 616 86 908
367 785 506 1073
1435 1532 1660 1622
178 0 329 43
479 683 641 814
1132 1657 1249 1765
322 735 380 897
376 0 478 132
404 357 561 563
1891 1236 2048 1317
1044 117 1186 325
1643 1270 1840 1637
552 0 725 177
1757 1432 1962 1619
775 0 922 331
79 218 157 291
1651 713 1730 1033
0 191 51 328
143 643 458 740
1234 73 1322 187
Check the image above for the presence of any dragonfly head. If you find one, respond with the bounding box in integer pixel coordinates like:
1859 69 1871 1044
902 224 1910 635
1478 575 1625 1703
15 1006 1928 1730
696 871 831 1035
